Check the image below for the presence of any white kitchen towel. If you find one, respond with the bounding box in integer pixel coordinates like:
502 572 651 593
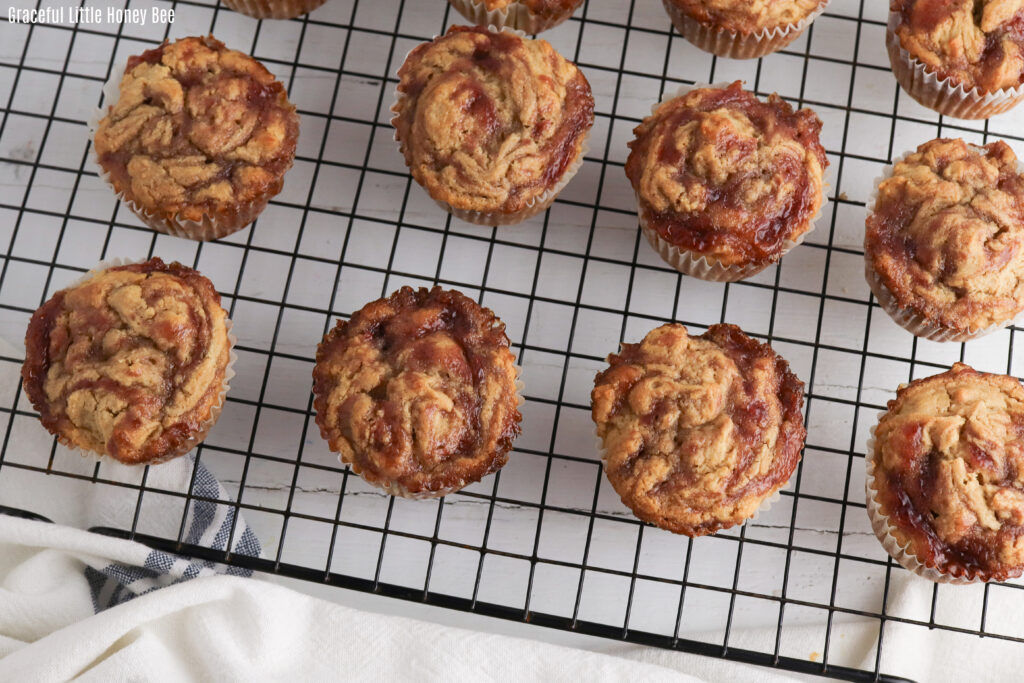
85 458 260 610
0 514 790 682
3 513 1023 682
0 454 262 614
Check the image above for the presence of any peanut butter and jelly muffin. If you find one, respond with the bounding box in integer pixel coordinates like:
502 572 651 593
625 82 827 281
392 26 594 226
312 287 522 498
867 363 1024 582
21 258 233 465
663 0 829 59
888 0 1024 119
447 0 584 33
592 323 806 536
865 138 1024 342
93 36 300 241
222 0 326 19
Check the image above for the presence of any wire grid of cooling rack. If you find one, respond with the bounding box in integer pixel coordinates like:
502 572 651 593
5 0 1024 680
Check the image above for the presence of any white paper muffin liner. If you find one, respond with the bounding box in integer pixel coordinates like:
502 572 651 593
337 366 525 500
663 0 829 59
390 26 592 227
865 409 983 584
634 82 826 281
89 60 290 241
222 0 326 19
447 0 581 33
886 10 1024 120
38 257 236 465
864 147 1024 342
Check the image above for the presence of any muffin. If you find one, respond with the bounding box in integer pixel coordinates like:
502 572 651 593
592 323 806 536
663 0 829 59
312 287 522 498
887 0 1024 119
866 363 1024 583
93 36 300 241
865 138 1024 342
447 0 584 33
391 25 594 226
625 81 827 281
21 258 234 465
222 0 326 19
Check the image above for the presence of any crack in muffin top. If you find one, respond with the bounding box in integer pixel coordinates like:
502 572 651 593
668 0 827 33
866 138 1024 333
392 26 594 215
625 81 827 266
312 287 521 496
592 323 805 536
94 35 299 223
21 258 231 464
872 363 1024 581
892 0 1024 92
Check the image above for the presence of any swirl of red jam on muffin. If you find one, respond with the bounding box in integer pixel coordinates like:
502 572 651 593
871 363 1024 581
668 0 827 33
392 26 594 215
21 258 232 464
312 287 522 497
94 36 299 226
624 82 827 267
865 138 1024 334
893 0 1024 93
592 323 806 536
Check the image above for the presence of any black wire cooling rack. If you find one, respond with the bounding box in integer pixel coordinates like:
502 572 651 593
5 0 1024 680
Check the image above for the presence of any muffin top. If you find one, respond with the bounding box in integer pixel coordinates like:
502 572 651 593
21 258 231 464
480 0 582 17
669 0 826 33
892 0 1024 93
94 36 299 223
312 287 522 496
625 82 827 266
865 138 1024 333
871 363 1024 581
592 323 805 536
392 26 594 215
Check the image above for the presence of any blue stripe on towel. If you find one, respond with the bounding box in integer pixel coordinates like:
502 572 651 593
87 455 262 611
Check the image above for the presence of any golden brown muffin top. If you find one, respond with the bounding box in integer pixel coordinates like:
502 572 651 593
668 0 826 33
21 258 231 465
872 363 1024 581
865 138 1024 333
94 36 299 223
312 287 522 496
624 82 827 267
392 26 594 215
592 323 805 536
480 0 582 18
892 0 1024 92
